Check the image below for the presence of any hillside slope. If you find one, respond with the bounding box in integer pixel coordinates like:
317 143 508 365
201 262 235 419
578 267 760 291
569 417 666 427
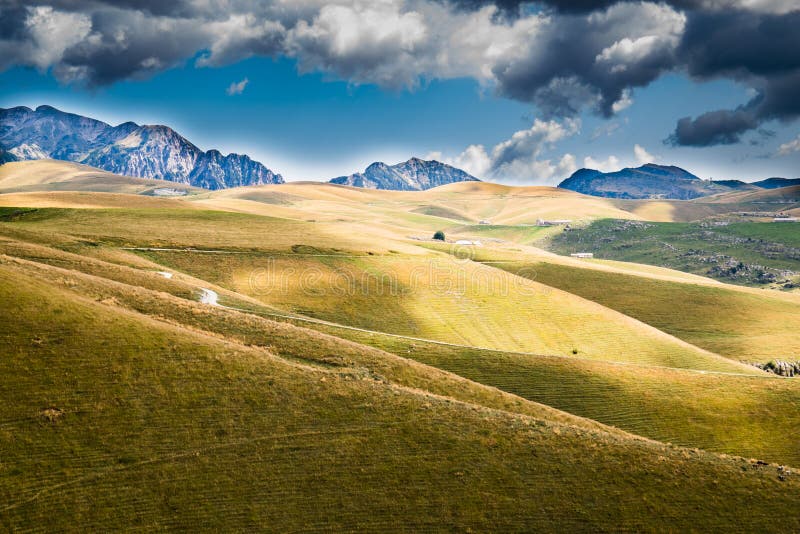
3 236 800 530
754 177 800 189
0 160 202 196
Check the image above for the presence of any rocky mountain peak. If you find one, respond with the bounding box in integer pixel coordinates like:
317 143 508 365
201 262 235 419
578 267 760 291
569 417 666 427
0 105 283 189
330 157 480 191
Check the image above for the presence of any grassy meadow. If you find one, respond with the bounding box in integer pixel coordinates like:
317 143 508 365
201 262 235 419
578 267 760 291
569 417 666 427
491 260 800 363
3 161 800 530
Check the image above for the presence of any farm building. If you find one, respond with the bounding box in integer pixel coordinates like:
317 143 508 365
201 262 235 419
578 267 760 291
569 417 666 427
152 188 188 196
570 252 594 259
774 217 799 222
455 240 482 246
536 219 572 227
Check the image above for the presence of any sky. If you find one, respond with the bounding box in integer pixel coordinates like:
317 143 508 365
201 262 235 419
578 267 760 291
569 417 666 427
0 0 799 184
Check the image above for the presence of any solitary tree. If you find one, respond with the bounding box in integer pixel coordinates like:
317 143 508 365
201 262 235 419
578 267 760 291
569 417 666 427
433 230 445 241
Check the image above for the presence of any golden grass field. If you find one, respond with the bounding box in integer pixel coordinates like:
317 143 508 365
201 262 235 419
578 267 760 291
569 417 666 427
3 160 800 530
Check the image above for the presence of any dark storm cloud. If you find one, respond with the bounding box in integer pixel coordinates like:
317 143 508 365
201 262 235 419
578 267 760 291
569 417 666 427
670 107 759 146
1 0 799 147
444 0 707 13
667 9 800 146
2 0 200 17
492 2 685 117
0 5 30 39
681 9 800 78
55 8 208 86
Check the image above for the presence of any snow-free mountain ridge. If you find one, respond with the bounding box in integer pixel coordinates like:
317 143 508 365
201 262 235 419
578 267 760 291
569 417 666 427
330 157 480 191
558 163 749 200
0 105 283 189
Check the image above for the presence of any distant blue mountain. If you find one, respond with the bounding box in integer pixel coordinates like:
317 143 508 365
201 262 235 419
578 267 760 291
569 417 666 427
0 105 283 190
558 163 745 200
752 177 800 189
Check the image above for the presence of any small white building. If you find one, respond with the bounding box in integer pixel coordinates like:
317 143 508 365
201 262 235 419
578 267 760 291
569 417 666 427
478 219 492 225
774 217 799 222
570 252 594 259
537 219 572 227
152 188 188 196
455 240 482 246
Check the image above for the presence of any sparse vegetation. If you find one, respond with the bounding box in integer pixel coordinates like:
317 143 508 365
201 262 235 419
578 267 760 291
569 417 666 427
548 219 800 287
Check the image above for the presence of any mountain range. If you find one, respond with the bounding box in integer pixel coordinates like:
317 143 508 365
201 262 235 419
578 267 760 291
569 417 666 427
557 164 757 200
2 106 797 197
0 105 283 190
330 158 480 191
752 177 800 189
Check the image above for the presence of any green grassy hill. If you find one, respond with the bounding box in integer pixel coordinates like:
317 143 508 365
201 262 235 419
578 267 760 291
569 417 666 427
547 218 800 287
4 163 800 529
3 244 800 531
491 260 800 363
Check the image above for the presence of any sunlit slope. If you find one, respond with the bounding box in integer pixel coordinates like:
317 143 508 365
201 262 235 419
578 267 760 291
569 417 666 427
268 319 800 467
0 204 763 372
200 180 642 240
7 238 800 469
0 245 610 434
0 206 411 254
0 191 205 210
6 227 800 469
609 199 755 222
5 259 800 530
421 182 642 224
0 159 199 195
493 260 800 363
138 247 755 373
703 185 800 204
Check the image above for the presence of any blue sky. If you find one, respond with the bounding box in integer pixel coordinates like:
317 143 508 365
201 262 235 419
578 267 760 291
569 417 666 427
1 1 798 183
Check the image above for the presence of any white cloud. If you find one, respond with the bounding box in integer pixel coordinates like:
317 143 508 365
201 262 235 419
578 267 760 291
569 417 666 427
583 144 657 173
429 118 580 184
286 1 429 89
226 77 250 95
426 144 493 179
611 89 633 114
584 155 621 173
597 35 664 72
198 15 285 67
777 134 800 156
634 144 655 164
696 0 799 14
555 153 578 178
24 6 92 70
590 121 622 141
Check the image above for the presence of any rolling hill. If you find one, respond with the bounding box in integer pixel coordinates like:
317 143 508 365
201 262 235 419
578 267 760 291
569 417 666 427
753 177 800 189
4 159 800 529
0 159 202 196
4 252 800 530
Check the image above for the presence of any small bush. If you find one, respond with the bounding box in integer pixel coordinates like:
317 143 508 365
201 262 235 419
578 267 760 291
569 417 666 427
433 230 445 241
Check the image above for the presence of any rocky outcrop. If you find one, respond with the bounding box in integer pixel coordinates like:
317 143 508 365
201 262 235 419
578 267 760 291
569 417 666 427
752 360 800 377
